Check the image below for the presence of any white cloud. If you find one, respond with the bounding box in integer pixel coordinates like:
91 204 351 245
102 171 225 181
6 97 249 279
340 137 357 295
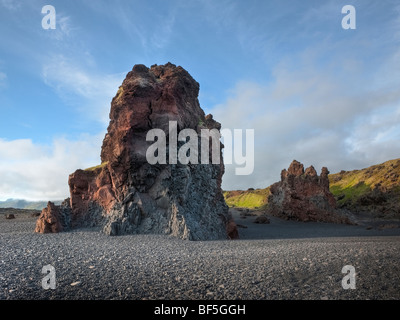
213 52 400 190
42 55 126 124
1 57 123 201
0 134 104 201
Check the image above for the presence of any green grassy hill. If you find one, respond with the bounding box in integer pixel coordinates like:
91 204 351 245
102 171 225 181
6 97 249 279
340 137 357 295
224 158 400 218
223 187 270 209
329 158 400 202
329 158 400 218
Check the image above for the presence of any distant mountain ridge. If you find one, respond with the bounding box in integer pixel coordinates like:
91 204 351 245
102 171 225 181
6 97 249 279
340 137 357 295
0 199 62 210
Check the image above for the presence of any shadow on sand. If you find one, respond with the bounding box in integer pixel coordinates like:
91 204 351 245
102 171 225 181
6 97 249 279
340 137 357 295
230 208 400 240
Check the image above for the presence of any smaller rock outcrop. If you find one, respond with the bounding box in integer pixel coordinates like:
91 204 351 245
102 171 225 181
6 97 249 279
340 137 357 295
35 200 71 233
267 160 350 223
5 214 15 220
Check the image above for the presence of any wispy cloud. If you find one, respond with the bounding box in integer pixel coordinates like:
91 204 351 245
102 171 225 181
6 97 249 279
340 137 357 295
150 11 176 49
44 14 75 41
112 3 149 49
42 55 126 124
213 48 400 190
198 0 313 61
81 0 177 51
0 0 20 10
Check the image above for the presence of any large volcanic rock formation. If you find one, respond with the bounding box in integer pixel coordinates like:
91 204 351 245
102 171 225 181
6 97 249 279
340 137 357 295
267 160 350 223
35 63 237 240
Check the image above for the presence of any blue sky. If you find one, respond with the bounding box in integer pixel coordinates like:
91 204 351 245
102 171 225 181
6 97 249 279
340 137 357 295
1 0 400 200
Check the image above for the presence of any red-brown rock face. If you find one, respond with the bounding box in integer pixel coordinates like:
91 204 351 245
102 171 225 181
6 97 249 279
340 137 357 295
267 160 350 223
36 63 237 240
34 202 63 233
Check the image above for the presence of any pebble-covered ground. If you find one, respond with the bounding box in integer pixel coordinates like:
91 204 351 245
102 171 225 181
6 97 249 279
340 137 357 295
1 211 399 300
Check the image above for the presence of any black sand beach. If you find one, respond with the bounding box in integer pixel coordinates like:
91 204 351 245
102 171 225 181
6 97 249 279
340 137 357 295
1 210 399 300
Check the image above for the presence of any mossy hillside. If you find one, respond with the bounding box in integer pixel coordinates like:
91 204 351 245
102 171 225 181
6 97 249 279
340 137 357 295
329 158 400 206
224 187 270 209
329 182 371 206
84 161 109 172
